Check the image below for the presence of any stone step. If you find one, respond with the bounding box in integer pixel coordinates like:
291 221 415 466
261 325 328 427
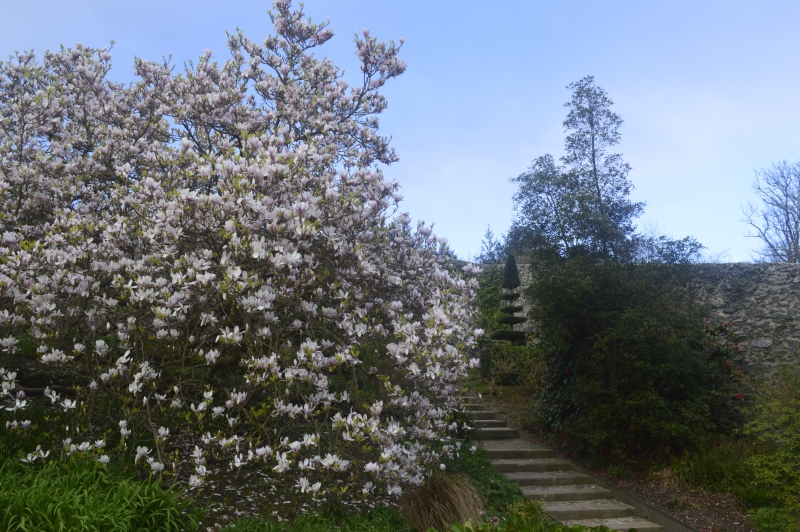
469 410 501 420
544 499 636 521
475 419 507 428
562 517 663 531
503 470 592 487
490 458 572 473
476 427 518 439
484 447 556 459
521 484 611 502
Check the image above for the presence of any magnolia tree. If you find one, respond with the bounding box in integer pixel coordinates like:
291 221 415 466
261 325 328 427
0 0 482 514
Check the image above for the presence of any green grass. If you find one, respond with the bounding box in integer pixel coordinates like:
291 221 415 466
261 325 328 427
0 455 203 531
448 446 524 513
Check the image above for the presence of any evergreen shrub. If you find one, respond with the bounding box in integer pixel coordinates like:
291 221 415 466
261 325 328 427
527 257 739 461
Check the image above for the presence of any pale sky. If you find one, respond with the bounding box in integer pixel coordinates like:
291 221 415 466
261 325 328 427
3 1 800 262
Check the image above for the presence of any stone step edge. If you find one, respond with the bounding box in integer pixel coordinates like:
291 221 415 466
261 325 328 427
562 517 663 531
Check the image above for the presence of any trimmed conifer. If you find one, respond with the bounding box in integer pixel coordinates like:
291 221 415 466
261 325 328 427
502 254 521 289
489 330 527 344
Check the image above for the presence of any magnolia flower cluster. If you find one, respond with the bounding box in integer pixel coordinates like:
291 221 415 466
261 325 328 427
0 0 481 513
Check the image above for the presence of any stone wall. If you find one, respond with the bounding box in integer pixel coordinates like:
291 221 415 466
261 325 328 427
690 263 800 375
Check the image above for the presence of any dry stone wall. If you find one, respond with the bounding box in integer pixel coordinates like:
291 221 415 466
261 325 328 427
690 262 800 376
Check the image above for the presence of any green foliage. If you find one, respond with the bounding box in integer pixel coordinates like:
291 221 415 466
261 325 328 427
669 438 774 509
749 507 798 532
448 447 523 513
502 255 521 290
476 226 505 265
220 508 414 532
488 332 527 345
477 343 545 394
476 265 506 335
742 367 800 517
510 77 644 261
0 456 203 531
528 257 740 461
497 316 528 326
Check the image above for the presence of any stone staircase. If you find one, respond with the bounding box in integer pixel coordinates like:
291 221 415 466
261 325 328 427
464 395 664 531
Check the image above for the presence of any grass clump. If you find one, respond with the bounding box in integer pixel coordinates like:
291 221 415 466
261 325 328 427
399 473 483 532
0 456 203 531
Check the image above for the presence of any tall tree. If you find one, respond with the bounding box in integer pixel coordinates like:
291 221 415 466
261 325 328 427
742 160 800 263
511 76 644 260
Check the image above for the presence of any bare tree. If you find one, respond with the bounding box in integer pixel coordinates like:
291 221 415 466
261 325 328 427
742 160 800 262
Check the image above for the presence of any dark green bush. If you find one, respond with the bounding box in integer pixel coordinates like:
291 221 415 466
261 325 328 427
488 331 526 344
497 316 528 326
527 257 739 461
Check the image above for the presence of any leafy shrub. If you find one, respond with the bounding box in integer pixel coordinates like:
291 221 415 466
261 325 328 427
669 437 773 509
477 343 544 395
0 456 203 531
749 508 798 532
742 367 800 518
527 258 740 461
670 438 775 508
0 0 481 515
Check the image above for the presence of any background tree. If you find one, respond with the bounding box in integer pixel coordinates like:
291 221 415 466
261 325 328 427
742 160 800 262
511 76 644 260
474 226 504 264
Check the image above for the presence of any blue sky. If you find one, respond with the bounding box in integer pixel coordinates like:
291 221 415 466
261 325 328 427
3 1 800 262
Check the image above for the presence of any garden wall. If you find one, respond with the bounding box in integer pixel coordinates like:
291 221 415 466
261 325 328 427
689 262 800 376
513 262 800 377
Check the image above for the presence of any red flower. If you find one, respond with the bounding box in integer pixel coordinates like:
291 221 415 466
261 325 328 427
736 394 744 401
